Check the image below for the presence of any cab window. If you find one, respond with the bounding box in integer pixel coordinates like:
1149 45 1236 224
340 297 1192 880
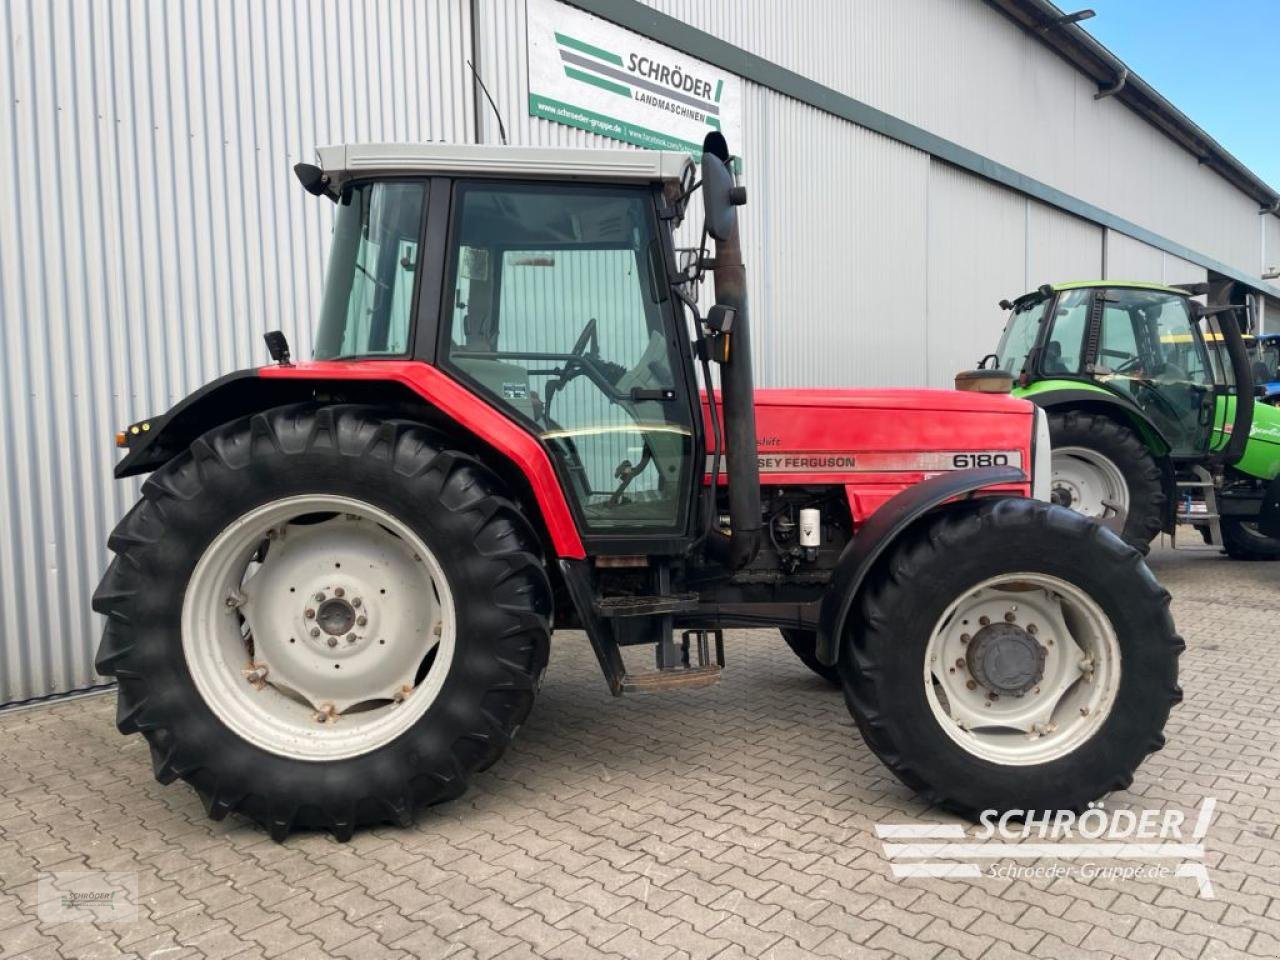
1042 289 1090 375
440 182 694 535
315 181 425 359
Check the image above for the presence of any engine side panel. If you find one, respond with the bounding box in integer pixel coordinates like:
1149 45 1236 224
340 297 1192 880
705 388 1034 522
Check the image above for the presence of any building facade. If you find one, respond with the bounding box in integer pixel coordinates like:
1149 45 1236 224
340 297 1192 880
2 0 1277 705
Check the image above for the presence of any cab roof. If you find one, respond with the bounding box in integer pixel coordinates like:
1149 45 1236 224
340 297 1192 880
1049 280 1190 297
1007 279 1191 310
314 142 692 186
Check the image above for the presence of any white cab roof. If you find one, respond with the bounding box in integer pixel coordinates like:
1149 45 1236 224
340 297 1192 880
314 142 691 185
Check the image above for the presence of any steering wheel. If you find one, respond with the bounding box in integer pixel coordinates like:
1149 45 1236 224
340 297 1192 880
570 317 598 358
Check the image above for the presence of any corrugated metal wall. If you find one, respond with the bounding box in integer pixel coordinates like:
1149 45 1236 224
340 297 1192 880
0 0 475 704
925 163 1027 386
640 0 1264 275
0 0 1273 703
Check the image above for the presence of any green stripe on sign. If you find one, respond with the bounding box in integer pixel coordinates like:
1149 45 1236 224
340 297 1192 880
714 78 723 103
564 66 631 98
554 31 623 66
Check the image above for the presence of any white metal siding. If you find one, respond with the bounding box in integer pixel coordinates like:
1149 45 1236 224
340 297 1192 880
0 0 474 704
925 162 1027 387
1105 231 1165 283
641 0 1267 280
1026 201 1103 285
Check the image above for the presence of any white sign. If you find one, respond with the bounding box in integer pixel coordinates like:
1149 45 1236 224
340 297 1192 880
526 0 743 155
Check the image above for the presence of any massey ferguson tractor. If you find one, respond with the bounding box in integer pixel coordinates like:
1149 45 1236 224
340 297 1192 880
94 134 1181 841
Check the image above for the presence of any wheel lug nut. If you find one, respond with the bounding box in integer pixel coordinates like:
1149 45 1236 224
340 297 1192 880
346 633 356 644
966 680 977 690
356 615 367 627
334 587 345 598
315 592 326 602
1027 623 1038 634
954 658 964 669
1004 611 1016 623
352 597 362 608
327 636 338 648
959 633 971 644
305 608 316 619
310 628 321 638
979 616 990 626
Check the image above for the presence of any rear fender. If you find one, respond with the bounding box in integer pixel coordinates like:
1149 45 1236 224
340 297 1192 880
113 362 586 558
815 465 1026 665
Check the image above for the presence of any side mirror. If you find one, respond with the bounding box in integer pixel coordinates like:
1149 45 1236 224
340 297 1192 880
706 304 736 333
701 132 744 242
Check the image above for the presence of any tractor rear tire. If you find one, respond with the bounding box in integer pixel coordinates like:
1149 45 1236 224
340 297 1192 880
93 405 552 841
1047 411 1165 553
780 629 840 686
1220 517 1280 560
839 498 1182 820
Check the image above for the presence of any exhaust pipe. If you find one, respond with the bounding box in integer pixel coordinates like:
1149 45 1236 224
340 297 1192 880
701 134 761 570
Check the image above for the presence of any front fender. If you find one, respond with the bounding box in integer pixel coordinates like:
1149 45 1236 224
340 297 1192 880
1017 385 1172 457
815 465 1026 665
114 369 275 477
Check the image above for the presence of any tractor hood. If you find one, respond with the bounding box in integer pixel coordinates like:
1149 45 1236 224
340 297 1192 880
702 388 1039 520
752 387 1031 415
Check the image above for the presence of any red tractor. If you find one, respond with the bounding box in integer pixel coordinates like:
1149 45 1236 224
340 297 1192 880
95 134 1181 840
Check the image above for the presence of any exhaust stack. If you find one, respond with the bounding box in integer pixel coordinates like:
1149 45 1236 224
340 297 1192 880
701 133 761 570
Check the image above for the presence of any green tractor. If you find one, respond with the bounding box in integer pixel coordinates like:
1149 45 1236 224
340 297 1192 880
979 280 1280 559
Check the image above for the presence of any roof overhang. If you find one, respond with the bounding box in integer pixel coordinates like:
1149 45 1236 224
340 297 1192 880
313 142 692 187
986 0 1280 219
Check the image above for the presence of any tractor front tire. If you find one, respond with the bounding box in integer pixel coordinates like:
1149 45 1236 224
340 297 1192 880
780 629 840 686
93 405 552 841
1220 517 1280 560
840 498 1182 820
1048 411 1165 552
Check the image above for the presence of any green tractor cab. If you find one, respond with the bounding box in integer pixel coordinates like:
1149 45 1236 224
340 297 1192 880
976 280 1280 559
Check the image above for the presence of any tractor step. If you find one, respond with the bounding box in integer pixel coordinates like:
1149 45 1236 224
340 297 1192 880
595 594 700 618
621 664 722 693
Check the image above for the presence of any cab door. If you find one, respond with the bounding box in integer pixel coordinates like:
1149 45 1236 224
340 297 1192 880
439 180 699 548
1091 288 1216 458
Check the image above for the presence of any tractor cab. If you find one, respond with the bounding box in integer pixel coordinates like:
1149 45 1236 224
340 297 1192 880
995 282 1224 461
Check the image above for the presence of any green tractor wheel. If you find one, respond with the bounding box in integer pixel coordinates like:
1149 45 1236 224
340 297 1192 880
1047 412 1165 553
1220 517 1280 561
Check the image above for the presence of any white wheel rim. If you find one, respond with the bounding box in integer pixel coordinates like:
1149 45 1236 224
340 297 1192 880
181 494 456 761
1051 447 1129 524
923 572 1120 766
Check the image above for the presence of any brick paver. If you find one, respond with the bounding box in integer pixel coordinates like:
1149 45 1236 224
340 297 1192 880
0 544 1277 958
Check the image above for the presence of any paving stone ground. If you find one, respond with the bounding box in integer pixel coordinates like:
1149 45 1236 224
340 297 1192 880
1 542 1277 960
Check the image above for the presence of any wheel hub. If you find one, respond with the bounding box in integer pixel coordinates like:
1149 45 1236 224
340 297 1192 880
315 597 356 637
966 622 1046 697
236 515 440 713
1051 484 1076 508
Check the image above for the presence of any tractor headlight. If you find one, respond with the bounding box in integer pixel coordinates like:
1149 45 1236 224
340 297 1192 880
1031 407 1052 502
